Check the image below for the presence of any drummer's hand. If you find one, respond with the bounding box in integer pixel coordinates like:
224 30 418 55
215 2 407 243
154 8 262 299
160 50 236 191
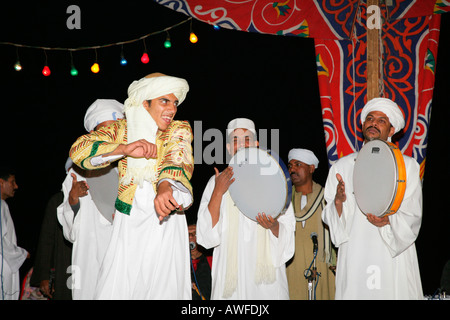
334 173 346 217
209 167 235 228
367 213 390 227
256 213 279 238
213 167 235 195
69 174 89 206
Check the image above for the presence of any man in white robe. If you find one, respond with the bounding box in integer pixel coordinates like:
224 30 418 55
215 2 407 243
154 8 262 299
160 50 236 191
57 99 124 299
69 73 194 299
322 98 423 299
0 167 29 300
197 118 296 300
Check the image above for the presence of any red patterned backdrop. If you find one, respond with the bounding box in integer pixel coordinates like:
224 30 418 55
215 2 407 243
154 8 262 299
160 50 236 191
155 0 449 178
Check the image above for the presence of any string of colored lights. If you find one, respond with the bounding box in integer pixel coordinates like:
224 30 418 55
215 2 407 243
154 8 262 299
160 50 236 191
1 16 203 76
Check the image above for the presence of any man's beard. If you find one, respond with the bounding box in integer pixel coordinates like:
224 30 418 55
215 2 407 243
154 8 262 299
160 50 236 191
363 126 380 141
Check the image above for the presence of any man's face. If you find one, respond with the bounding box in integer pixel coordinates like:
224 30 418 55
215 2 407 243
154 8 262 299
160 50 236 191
226 129 259 156
288 160 314 187
143 93 178 131
0 175 18 200
362 111 396 142
188 225 197 245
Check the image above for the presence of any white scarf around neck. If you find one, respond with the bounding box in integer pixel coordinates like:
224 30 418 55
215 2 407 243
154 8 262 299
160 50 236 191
121 105 159 187
121 73 189 187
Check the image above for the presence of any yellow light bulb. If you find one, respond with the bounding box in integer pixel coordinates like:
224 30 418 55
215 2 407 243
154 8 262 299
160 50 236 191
91 62 100 73
189 32 198 43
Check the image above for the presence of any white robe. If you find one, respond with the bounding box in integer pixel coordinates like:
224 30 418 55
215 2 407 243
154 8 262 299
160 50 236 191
0 200 28 300
57 168 114 300
322 153 423 300
196 175 296 300
94 180 193 300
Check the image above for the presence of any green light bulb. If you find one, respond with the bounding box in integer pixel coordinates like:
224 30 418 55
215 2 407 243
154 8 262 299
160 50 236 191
70 65 78 76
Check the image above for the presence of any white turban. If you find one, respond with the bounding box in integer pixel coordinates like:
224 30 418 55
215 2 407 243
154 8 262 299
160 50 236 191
121 73 189 186
84 99 124 132
360 98 405 134
124 72 189 112
226 118 257 139
288 148 319 169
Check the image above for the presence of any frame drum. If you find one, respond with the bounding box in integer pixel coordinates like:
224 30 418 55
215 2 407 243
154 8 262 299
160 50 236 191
353 139 407 217
228 147 292 221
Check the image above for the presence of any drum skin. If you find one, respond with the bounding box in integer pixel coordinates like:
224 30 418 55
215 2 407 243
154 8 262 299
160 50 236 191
353 139 406 217
228 147 292 221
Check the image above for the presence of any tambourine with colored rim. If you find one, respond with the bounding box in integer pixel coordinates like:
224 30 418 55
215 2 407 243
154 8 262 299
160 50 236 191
353 139 406 217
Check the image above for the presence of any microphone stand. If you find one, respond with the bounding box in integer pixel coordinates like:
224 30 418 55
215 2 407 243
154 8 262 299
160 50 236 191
305 250 317 300
190 242 205 300
304 234 319 300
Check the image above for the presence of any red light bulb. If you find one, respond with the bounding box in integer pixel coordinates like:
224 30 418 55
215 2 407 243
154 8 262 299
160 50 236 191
42 65 51 76
141 52 149 64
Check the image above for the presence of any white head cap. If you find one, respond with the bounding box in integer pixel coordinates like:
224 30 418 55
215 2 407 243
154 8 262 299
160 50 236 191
124 72 189 112
226 118 257 139
84 99 124 132
288 148 319 169
360 97 405 134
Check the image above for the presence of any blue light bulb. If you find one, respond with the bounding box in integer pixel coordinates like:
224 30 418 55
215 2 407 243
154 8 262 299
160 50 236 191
120 52 127 66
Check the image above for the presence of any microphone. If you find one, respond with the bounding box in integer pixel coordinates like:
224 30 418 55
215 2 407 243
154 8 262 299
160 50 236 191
189 242 196 250
310 232 318 253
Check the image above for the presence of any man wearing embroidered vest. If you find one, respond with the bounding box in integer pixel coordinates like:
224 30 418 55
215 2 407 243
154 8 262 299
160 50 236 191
196 118 295 300
69 73 194 299
285 148 336 300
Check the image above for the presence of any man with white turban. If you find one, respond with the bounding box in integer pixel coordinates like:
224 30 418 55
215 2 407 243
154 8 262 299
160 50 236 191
70 73 194 299
322 97 423 299
196 118 295 300
57 99 124 299
285 148 336 300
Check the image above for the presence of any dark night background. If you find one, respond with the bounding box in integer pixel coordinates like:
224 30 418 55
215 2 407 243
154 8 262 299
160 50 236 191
0 1 449 297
